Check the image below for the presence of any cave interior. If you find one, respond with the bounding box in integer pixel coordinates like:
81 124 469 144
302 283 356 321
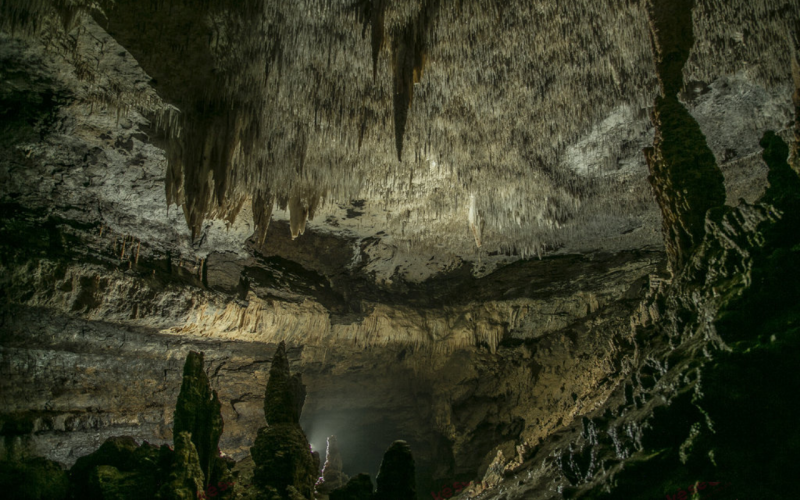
1 1 800 499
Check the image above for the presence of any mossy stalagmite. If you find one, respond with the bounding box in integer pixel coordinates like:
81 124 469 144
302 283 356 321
251 342 316 499
173 351 223 488
157 432 206 500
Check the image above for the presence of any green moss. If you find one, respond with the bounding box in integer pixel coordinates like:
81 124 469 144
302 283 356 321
251 424 317 499
69 437 169 500
87 465 155 500
0 457 69 500
173 351 223 487
157 432 205 500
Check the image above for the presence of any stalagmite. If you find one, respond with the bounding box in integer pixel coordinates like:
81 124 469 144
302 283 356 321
315 435 349 495
251 341 316 499
173 351 223 488
374 440 416 500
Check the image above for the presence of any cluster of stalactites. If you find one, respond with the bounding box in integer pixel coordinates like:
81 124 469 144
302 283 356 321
6 1 794 256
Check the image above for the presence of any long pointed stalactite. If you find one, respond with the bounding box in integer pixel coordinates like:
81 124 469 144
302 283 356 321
2 0 794 258
389 1 438 162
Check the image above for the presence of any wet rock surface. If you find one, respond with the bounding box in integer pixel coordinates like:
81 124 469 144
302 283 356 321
0 1 798 500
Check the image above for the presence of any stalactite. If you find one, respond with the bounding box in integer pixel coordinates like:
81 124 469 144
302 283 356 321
5 0 790 256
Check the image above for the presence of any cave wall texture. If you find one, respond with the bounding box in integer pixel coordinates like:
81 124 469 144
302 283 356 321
1 0 799 499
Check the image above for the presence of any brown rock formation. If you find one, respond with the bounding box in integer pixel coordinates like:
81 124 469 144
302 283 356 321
251 342 316 499
374 440 416 500
644 0 726 273
173 351 223 487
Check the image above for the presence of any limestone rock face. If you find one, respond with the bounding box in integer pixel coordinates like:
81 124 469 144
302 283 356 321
0 1 798 500
315 435 348 494
251 341 316 499
173 351 223 486
374 441 416 500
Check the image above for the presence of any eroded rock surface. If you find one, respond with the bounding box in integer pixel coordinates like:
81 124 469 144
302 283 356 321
173 351 223 487
251 341 317 499
1 1 798 500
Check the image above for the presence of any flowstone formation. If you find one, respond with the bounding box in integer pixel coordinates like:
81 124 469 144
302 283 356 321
250 341 317 500
374 440 416 500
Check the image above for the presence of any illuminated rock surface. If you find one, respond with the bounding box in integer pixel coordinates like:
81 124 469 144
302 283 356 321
0 1 798 499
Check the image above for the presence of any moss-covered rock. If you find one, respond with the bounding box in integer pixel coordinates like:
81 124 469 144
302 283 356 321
251 341 315 500
374 441 416 500
251 424 317 499
229 455 256 499
174 351 223 487
329 473 374 500
0 456 69 500
86 465 154 500
264 342 306 425
157 431 205 500
69 436 170 499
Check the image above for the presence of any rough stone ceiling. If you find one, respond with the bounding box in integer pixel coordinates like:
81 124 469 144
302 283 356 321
2 0 800 498
3 0 795 267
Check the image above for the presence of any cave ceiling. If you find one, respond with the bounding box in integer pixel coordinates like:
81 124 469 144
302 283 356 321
3 0 796 274
1 0 799 498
